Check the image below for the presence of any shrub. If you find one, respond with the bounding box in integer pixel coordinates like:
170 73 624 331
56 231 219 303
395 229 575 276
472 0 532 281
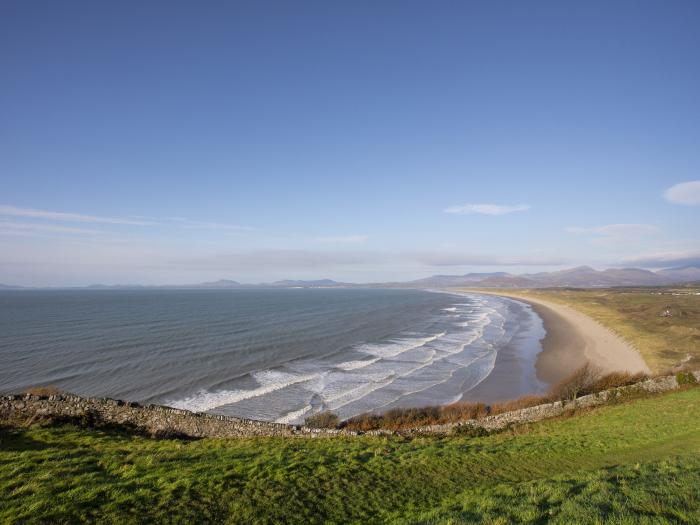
440 402 489 422
342 413 383 431
590 371 647 392
304 411 340 429
549 363 601 401
23 385 62 397
676 371 698 386
343 402 490 431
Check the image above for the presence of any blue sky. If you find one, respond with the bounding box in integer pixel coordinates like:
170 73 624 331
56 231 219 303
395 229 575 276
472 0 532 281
1 1 699 285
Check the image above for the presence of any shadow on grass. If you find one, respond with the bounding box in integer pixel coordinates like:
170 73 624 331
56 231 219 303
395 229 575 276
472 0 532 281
1 413 202 443
0 425 51 452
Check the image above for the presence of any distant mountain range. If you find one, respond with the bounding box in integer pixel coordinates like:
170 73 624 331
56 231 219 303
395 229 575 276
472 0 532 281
2 265 700 290
0 283 25 290
400 265 700 288
0 279 350 290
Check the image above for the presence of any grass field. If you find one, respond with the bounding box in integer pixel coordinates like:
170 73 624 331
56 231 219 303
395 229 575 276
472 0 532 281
1 387 699 524
494 286 700 373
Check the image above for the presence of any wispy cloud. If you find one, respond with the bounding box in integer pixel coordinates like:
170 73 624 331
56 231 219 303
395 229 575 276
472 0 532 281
444 203 531 216
664 180 700 205
565 223 660 242
168 217 254 232
311 234 368 244
173 249 383 271
407 251 568 267
0 220 101 236
174 249 567 273
621 250 700 268
0 205 154 226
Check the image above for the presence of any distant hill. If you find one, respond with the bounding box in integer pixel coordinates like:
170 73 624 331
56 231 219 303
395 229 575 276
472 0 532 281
269 279 342 287
0 283 25 290
657 265 700 282
194 279 242 289
37 279 345 290
408 272 509 287
406 265 700 288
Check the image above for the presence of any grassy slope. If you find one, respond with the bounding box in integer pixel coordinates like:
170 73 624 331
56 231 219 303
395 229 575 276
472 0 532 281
1 388 699 524
491 287 700 373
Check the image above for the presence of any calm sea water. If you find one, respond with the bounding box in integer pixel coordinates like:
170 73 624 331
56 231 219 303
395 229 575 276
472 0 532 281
0 288 545 423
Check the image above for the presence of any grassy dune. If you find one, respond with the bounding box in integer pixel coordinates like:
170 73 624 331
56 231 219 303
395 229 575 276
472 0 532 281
1 388 699 524
491 286 700 373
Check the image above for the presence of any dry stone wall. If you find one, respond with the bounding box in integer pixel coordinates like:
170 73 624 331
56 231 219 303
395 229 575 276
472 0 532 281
1 372 697 439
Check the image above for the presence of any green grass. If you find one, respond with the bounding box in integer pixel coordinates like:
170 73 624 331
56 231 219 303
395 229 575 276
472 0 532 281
493 287 700 373
2 388 699 524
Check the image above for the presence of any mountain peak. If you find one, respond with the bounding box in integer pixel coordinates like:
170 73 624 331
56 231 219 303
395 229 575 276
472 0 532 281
568 265 596 272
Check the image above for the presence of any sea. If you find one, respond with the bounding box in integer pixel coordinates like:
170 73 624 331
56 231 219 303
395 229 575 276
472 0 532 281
0 288 547 423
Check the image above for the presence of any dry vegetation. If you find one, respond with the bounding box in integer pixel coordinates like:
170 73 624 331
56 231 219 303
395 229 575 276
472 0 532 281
22 385 62 396
304 411 340 429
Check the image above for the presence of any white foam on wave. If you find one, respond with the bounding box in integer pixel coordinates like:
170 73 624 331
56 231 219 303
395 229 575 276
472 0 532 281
167 370 318 413
170 292 519 423
335 357 382 371
356 332 446 358
323 371 398 410
275 404 313 424
317 305 505 415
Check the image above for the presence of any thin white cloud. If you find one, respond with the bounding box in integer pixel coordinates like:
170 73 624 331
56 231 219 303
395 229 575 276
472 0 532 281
407 251 568 267
311 234 368 244
444 203 531 216
621 250 700 268
173 249 384 271
664 180 700 205
168 217 254 232
0 205 153 225
565 224 660 237
0 220 101 235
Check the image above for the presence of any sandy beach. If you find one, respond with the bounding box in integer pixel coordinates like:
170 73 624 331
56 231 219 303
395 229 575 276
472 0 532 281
470 291 651 386
458 290 652 403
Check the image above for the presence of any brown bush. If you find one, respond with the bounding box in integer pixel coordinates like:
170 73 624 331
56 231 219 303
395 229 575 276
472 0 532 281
374 406 441 430
342 413 383 431
548 363 601 401
440 402 489 422
23 385 62 396
304 411 340 429
343 402 489 431
590 371 647 392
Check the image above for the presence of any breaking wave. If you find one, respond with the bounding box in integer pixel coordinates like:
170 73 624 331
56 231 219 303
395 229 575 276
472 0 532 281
166 292 526 423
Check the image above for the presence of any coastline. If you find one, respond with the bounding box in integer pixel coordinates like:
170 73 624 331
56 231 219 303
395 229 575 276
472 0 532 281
458 295 550 403
464 290 651 386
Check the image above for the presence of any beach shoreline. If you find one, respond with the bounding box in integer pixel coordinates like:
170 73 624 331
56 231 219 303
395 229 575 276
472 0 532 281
455 295 550 403
463 290 651 388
